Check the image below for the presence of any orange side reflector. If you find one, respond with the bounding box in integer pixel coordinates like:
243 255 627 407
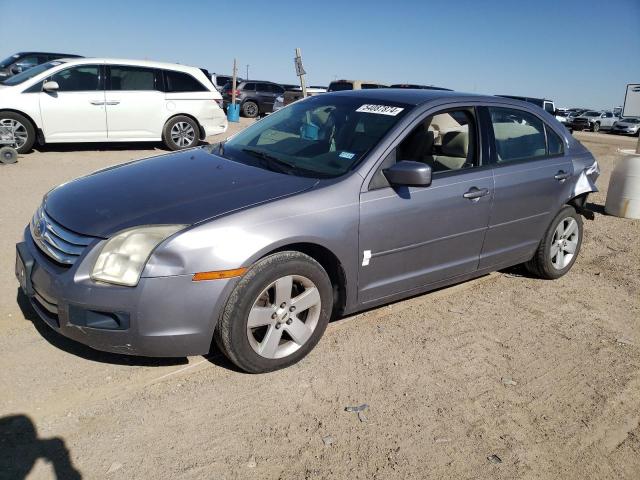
192 268 247 281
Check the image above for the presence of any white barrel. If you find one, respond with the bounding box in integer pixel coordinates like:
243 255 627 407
605 150 640 219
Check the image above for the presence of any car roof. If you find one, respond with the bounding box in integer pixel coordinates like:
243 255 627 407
326 88 498 106
50 57 206 73
15 51 82 57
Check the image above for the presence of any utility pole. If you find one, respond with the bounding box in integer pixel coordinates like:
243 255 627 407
232 59 238 106
246 64 249 80
294 48 307 98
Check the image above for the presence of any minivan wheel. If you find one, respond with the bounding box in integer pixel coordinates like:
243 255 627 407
525 205 583 279
0 112 35 154
592 122 600 133
162 116 200 150
216 251 333 373
241 101 259 118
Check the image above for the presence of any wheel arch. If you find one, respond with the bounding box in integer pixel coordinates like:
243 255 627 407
258 242 347 318
164 112 206 140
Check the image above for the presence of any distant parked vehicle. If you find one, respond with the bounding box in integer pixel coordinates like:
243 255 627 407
572 111 618 132
222 80 286 117
0 52 82 81
327 79 387 91
211 73 243 92
0 57 227 152
611 117 640 136
272 87 327 112
497 95 557 116
390 84 452 91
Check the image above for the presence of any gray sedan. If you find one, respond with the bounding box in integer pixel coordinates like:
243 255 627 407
15 90 599 373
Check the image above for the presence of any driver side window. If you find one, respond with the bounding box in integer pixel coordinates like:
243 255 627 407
50 65 101 92
369 107 478 189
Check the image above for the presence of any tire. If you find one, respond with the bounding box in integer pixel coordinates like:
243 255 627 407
0 146 18 164
592 122 600 133
525 205 583 280
216 251 333 373
241 101 259 118
162 115 200 151
0 111 35 154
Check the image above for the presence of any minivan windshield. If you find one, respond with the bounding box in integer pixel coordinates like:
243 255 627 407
583 111 600 116
1 61 64 86
220 95 411 178
327 82 353 92
0 54 20 68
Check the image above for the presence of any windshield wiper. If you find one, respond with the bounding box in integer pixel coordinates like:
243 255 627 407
241 148 301 175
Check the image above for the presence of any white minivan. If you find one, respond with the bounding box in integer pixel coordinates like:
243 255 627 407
0 58 228 152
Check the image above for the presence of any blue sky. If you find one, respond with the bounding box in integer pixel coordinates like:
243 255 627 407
1 0 638 109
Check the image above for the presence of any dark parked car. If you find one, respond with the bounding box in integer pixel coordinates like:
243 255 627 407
222 80 285 117
0 52 82 81
390 84 452 91
16 90 599 373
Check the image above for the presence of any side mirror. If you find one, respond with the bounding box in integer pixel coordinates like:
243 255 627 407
10 65 23 75
43 81 59 92
383 160 432 187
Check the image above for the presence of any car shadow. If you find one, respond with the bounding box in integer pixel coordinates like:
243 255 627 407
16 289 186 367
0 414 82 479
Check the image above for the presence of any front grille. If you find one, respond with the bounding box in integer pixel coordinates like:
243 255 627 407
30 208 95 266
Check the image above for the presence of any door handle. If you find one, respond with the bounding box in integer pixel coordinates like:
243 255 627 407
554 171 570 181
463 187 490 200
105 101 120 105
90 100 105 105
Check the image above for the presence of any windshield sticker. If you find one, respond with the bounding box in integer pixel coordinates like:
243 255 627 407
339 151 356 160
356 104 404 116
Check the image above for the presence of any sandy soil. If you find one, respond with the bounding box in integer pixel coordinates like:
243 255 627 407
0 127 638 480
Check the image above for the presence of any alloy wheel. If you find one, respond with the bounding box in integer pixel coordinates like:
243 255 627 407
0 118 28 149
550 217 579 270
246 275 321 359
170 121 196 148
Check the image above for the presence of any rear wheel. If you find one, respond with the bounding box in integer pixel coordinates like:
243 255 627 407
241 101 259 118
216 251 333 373
525 206 583 279
0 111 35 154
162 116 200 150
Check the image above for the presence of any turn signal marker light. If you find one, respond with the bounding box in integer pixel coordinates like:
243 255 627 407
192 268 247 281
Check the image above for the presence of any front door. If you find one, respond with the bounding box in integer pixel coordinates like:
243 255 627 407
358 107 494 304
39 64 107 141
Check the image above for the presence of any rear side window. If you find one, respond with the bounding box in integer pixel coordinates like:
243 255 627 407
109 66 158 91
545 125 564 156
164 70 207 92
489 107 547 163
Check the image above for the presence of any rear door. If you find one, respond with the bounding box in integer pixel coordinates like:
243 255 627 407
358 106 494 304
479 106 573 269
39 63 107 141
104 65 165 139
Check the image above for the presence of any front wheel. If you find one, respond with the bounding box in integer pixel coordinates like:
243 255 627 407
592 122 600 133
525 205 583 279
216 251 333 373
162 116 200 150
0 112 35 154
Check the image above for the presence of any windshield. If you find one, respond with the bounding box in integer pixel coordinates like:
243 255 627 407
583 111 600 116
622 118 639 123
220 95 412 178
328 82 353 92
1 61 64 86
0 54 20 68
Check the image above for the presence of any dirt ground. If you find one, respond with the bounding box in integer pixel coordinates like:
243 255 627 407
0 126 638 480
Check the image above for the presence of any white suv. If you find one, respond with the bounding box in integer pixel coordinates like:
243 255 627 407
0 58 227 152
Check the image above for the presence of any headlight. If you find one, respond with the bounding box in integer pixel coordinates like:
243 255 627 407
91 225 185 286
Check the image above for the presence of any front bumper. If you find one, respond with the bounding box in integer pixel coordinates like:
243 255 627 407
16 230 237 357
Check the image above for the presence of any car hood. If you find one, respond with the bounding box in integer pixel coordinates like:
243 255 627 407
43 148 318 238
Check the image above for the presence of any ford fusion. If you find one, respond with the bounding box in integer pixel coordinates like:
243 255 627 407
16 90 599 373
